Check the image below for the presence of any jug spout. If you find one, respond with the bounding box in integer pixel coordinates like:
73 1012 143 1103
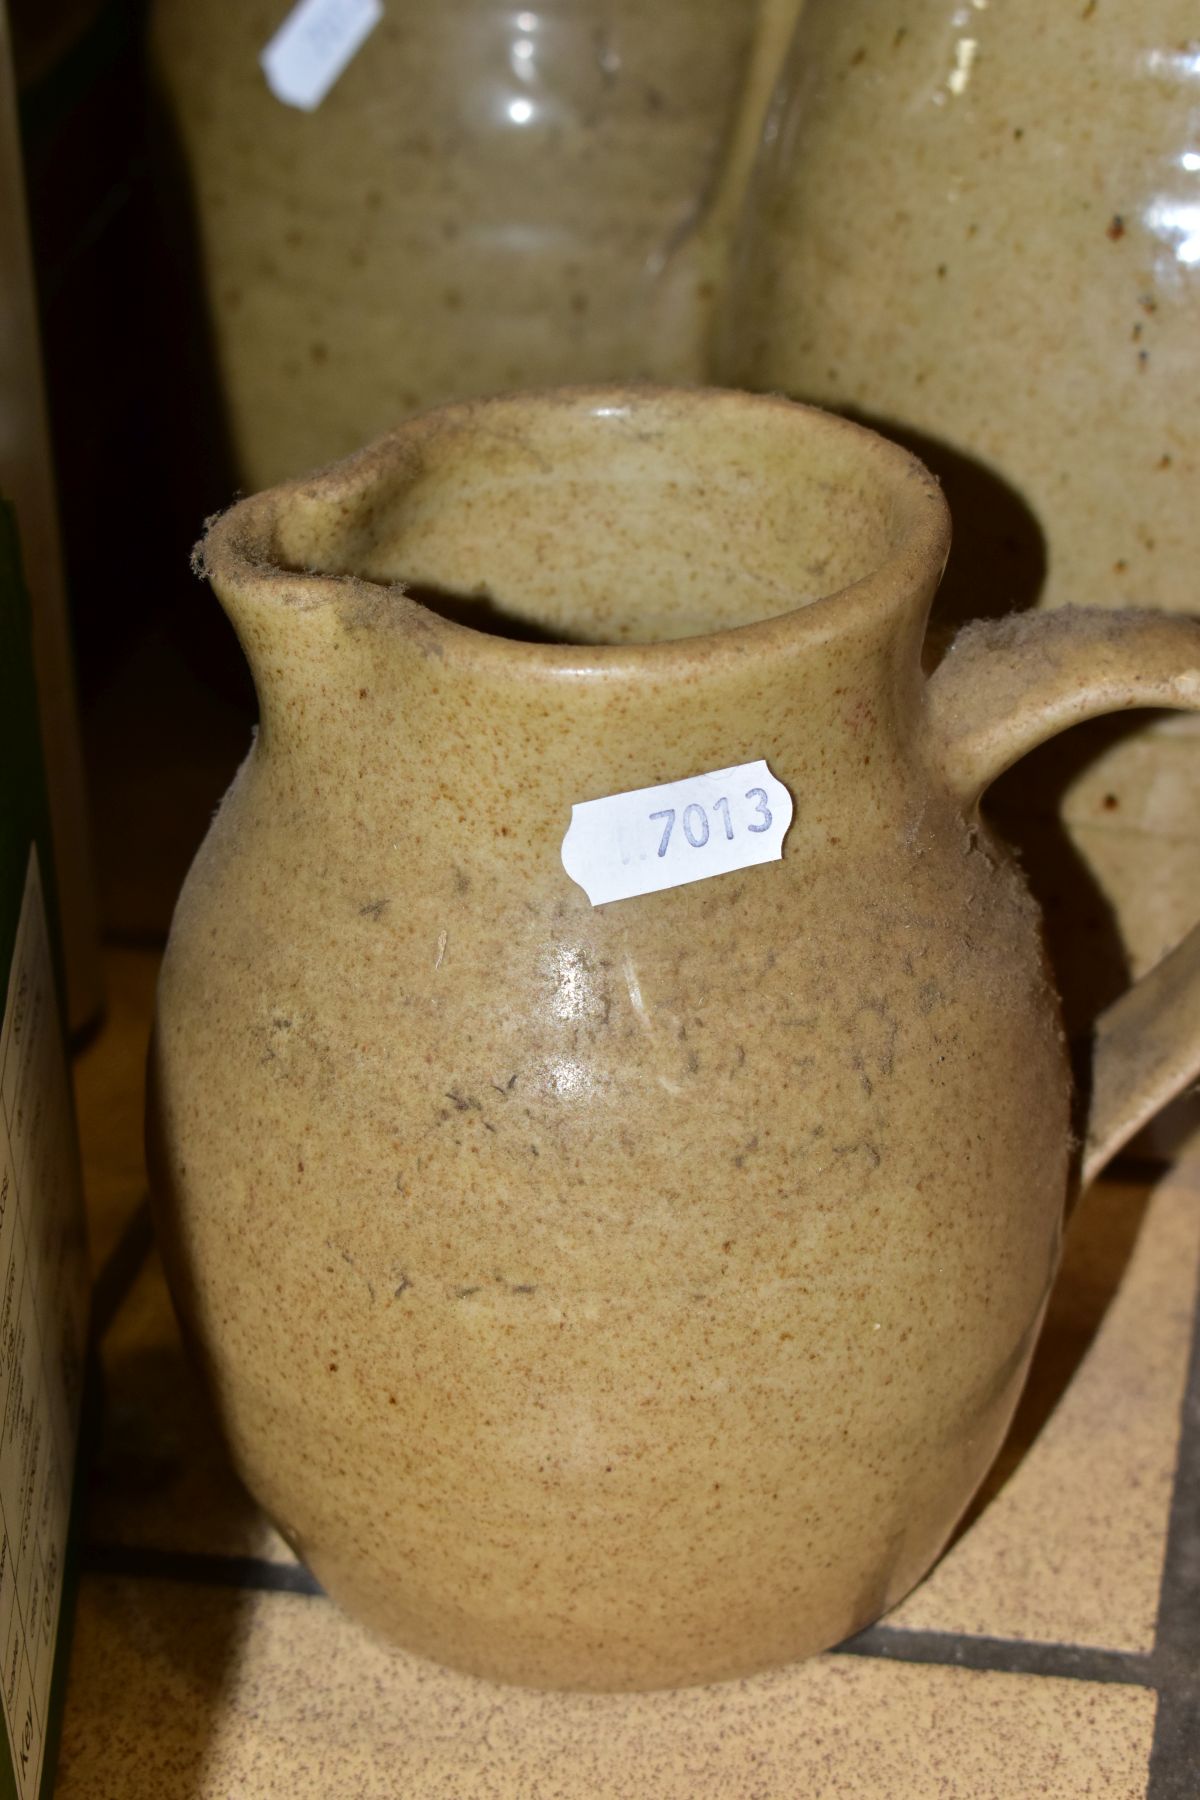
196 388 948 844
195 439 444 756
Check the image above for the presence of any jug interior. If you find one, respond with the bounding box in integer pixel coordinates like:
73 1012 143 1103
271 395 912 645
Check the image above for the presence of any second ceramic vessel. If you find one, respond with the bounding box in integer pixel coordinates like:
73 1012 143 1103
718 0 1200 1139
150 0 797 488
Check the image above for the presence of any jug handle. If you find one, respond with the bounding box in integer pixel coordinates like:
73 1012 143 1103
923 607 1200 1187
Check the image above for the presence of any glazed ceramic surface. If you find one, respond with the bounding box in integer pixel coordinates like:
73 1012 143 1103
148 389 1200 1690
717 0 1200 1139
722 0 1199 620
149 0 799 491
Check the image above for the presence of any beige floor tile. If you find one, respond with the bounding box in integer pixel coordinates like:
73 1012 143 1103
56 1578 1156 1800
890 1164 1200 1650
86 1251 294 1565
72 946 160 1279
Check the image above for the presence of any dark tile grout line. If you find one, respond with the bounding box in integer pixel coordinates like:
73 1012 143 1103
834 1623 1154 1689
89 1195 154 1340
1145 1228 1200 1798
78 1542 1156 1691
82 1543 323 1595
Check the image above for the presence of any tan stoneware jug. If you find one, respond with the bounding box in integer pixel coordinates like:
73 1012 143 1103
148 388 1200 1692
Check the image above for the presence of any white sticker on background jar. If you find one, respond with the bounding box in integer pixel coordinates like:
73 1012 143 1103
261 0 384 113
561 761 794 906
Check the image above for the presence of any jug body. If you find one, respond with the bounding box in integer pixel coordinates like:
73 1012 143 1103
150 390 1086 1689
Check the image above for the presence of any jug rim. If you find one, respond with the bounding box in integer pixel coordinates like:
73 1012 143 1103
198 386 951 676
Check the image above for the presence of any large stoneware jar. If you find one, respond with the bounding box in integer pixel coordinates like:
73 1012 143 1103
717 0 1200 1133
148 388 1200 1690
149 0 796 489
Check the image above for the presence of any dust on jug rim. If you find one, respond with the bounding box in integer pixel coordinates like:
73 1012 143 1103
196 385 951 673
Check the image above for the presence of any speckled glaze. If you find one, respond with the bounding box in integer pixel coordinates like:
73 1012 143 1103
723 0 1200 620
148 0 799 491
717 0 1200 1139
147 388 1200 1690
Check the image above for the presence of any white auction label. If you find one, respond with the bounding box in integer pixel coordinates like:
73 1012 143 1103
261 0 383 112
561 760 794 906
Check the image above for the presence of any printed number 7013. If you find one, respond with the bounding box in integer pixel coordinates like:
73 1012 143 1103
650 789 773 858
